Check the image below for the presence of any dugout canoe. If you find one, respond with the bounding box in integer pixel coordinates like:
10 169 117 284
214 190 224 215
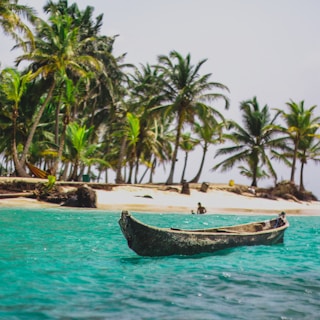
119 211 289 257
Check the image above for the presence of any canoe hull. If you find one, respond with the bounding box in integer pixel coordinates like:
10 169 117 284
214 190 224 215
119 211 289 257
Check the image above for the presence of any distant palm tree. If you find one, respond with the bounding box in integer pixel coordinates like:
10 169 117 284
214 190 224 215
213 97 280 187
155 51 229 184
275 100 320 183
126 64 166 183
297 128 320 191
179 132 198 183
0 0 35 48
189 108 226 183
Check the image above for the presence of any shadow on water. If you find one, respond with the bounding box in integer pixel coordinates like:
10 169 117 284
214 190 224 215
120 247 237 264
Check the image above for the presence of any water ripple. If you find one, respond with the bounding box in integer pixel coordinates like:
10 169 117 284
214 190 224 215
0 210 319 319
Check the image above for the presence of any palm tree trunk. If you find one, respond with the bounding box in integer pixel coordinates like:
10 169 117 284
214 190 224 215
12 110 29 177
148 158 156 183
166 116 183 185
290 141 298 183
60 162 69 181
115 136 127 184
52 112 70 177
189 145 207 183
139 166 149 184
127 161 134 184
69 159 79 181
299 156 305 192
134 161 139 184
55 89 63 145
20 80 56 165
52 127 66 178
180 152 188 183
251 170 257 186
249 151 259 187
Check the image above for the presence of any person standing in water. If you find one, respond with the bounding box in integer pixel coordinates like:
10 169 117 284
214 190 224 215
197 202 207 214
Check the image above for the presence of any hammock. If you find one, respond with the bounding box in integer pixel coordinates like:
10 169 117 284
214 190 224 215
26 162 49 179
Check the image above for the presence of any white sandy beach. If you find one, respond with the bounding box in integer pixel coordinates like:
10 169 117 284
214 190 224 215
1 182 320 215
94 185 320 215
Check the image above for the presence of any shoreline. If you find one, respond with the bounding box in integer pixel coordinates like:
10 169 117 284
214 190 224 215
94 186 320 216
1 180 320 216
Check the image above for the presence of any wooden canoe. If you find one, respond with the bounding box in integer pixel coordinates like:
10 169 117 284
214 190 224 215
119 211 289 257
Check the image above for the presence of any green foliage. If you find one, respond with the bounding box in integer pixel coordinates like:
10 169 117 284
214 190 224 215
213 97 280 187
126 112 140 145
45 175 56 190
1 1 320 189
275 100 320 183
0 68 32 108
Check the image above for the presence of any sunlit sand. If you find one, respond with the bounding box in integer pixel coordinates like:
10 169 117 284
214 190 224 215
1 178 319 216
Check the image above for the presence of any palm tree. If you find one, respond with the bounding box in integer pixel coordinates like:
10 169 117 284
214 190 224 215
0 74 57 176
125 112 140 184
179 132 198 183
15 12 101 174
44 0 122 125
297 128 320 191
139 114 174 184
189 108 226 183
275 100 320 184
238 162 270 181
213 97 280 187
52 76 79 176
155 51 229 184
64 122 100 181
42 1 128 181
126 63 167 183
0 68 32 176
0 0 35 48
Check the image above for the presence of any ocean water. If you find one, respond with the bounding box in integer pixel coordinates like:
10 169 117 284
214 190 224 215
0 208 319 320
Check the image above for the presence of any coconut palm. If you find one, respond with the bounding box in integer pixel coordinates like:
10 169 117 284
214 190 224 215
125 64 167 183
52 76 80 176
189 107 226 183
0 68 32 176
64 122 100 181
297 128 320 191
15 12 101 174
155 51 229 184
275 100 320 184
213 97 280 187
139 114 174 184
0 73 57 176
238 163 270 181
44 0 122 124
0 0 35 48
179 132 198 183
125 112 140 184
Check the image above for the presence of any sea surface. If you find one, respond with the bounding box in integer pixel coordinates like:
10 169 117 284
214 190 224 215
0 208 319 320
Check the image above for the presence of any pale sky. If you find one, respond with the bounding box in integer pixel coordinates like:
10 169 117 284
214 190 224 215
1 0 320 197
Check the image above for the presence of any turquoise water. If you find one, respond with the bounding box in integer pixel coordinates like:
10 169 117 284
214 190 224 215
0 209 319 320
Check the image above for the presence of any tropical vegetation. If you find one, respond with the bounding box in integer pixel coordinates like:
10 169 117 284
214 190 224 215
213 97 282 187
0 0 319 196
